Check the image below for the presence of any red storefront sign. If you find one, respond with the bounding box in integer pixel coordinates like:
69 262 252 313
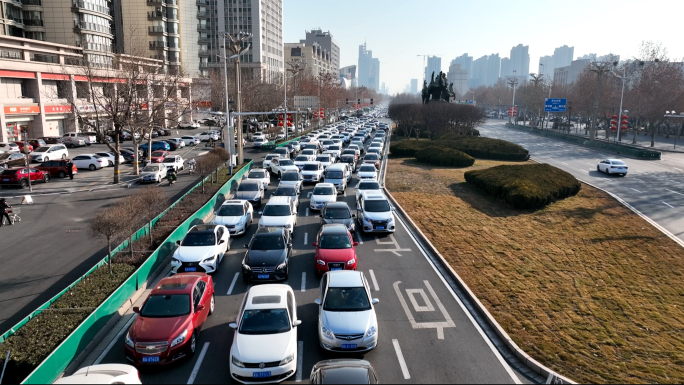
44 105 73 114
4 106 40 114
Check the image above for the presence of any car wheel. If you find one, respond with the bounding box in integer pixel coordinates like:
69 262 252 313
209 294 215 315
89 164 96 171
68 143 75 149
43 175 50 184
189 331 197 357
20 179 28 189
61 154 66 160
58 171 66 178
597 165 600 172
44 157 49 162
86 143 91 146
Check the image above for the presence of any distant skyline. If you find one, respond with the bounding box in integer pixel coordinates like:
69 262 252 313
283 0 683 94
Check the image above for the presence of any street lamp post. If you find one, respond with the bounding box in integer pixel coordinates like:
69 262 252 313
589 60 615 140
223 31 252 165
507 70 518 124
469 90 475 105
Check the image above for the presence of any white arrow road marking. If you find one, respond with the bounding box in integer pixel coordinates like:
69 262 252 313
303 232 308 245
374 234 411 256
187 342 210 384
630 188 642 193
393 280 455 339
392 339 411 380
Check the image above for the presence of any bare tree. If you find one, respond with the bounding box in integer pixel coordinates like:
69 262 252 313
135 186 170 246
89 205 127 273
195 154 220 193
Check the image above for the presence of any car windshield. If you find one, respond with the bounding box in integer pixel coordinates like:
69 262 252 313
281 172 300 181
302 150 315 155
329 146 341 151
343 150 356 155
250 234 285 250
326 171 344 179
612 160 626 165
263 204 292 216
217 205 244 216
140 294 191 318
0 154 12 160
323 287 371 312
341 156 354 163
324 207 351 219
181 232 216 246
238 183 259 192
142 166 161 172
364 200 391 212
313 186 335 195
274 187 296 196
316 156 331 163
248 171 265 178
365 154 379 160
34 147 50 153
0 170 18 175
359 182 380 190
239 309 291 335
302 164 319 171
265 155 277 160
279 160 294 166
152 152 164 157
162 157 176 163
359 165 376 173
295 156 309 162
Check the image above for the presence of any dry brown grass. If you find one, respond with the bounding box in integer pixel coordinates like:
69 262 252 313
386 158 684 384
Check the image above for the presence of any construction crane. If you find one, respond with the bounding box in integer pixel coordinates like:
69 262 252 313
417 54 442 82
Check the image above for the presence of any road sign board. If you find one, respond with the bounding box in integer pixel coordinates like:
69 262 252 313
294 96 319 109
545 98 567 112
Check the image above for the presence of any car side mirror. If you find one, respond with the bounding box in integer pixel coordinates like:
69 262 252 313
314 299 322 306
196 304 206 312
353 242 359 246
312 242 318 247
372 298 379 305
352 214 356 218
318 214 323 218
133 306 140 314
293 320 302 327
258 211 263 215
229 322 238 330
287 243 293 248
244 244 249 248
176 240 181 245
218 239 225 245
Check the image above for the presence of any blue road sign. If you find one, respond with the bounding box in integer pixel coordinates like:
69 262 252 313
545 98 567 112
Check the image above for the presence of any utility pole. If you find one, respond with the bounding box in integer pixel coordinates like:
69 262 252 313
589 60 614 141
285 61 305 138
224 31 252 165
507 70 518 124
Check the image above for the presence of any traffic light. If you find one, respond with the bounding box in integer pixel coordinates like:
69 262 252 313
370 98 373 105
357 99 360 104
346 98 349 105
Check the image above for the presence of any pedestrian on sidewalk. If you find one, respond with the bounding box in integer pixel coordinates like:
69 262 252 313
0 198 11 226
66 159 75 180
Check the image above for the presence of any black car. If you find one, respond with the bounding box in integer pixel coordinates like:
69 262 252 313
164 139 179 150
242 227 292 283
119 149 136 163
0 153 27 168
310 359 379 384
156 128 169 136
39 137 64 144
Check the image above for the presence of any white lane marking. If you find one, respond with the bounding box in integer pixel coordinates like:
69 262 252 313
392 339 411 380
307 192 312 198
374 234 412 256
296 341 304 382
187 342 210 384
94 314 137 364
674 168 683 172
356 230 363 244
394 280 455 339
368 269 379 291
560 162 569 165
630 188 642 193
306 208 310 216
663 201 675 208
667 189 683 196
303 232 308 245
301 272 306 292
227 272 240 295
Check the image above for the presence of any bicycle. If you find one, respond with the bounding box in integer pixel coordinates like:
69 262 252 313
2 207 20 225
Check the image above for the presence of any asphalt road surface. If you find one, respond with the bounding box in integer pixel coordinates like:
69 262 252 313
479 120 684 241
94 121 520 384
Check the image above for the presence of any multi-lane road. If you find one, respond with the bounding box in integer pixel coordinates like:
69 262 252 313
479 120 684 241
90 121 522 384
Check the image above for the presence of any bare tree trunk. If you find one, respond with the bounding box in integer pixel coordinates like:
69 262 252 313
633 118 639 144
651 121 656 147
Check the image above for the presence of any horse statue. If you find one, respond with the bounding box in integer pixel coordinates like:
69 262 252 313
421 80 429 104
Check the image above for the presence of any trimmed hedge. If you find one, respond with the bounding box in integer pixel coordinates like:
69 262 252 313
464 163 581 209
437 130 480 140
390 136 528 161
415 146 475 168
389 140 431 157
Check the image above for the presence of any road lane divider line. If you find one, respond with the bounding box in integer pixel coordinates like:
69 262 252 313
675 168 683 172
667 189 683 195
187 342 210 384
306 208 310 216
304 232 308 245
301 272 306 292
307 192 312 198
663 201 675 208
630 188 642 193
561 162 569 165
94 314 137 364
296 341 304 382
227 272 240 295
368 269 379 291
355 230 363 244
392 339 411 380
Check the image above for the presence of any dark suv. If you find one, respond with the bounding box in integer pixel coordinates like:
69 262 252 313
242 227 292 283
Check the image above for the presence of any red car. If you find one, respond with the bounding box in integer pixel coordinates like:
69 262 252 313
0 167 50 189
150 151 170 163
13 141 33 153
36 159 78 178
312 223 359 276
125 273 214 366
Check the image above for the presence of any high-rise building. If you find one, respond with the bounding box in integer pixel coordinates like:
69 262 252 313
285 42 333 78
446 63 467 97
577 53 620 62
339 65 356 88
500 57 511 78
403 84 410 94
509 44 529 84
538 55 553 78
425 55 441 82
553 59 590 86
486 53 501 86
299 29 339 75
358 43 379 90
553 45 573 70
469 55 488 89
410 79 418 94
452 54 473 74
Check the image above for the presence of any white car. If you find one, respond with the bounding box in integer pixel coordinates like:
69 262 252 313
278 170 303 193
139 163 167 183
244 168 271 190
357 192 395 233
53 364 141 384
294 155 312 169
29 144 68 163
171 224 229 274
300 149 317 161
179 121 200 129
162 155 184 171
597 159 628 176
300 161 325 183
316 271 379 353
356 164 378 180
252 137 268 148
323 149 341 161
167 138 186 148
71 154 104 170
347 145 362 158
229 284 300 384
198 131 220 142
271 158 299 177
310 182 337 210
263 154 281 171
316 154 334 169
355 180 382 204
0 142 20 154
258 196 298 232
214 200 253 236
95 152 125 167
180 135 200 146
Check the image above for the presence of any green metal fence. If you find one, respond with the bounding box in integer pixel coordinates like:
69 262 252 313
11 161 252 384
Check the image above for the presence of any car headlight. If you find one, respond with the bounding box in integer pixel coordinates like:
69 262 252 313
172 258 180 264
254 195 261 200
232 355 245 368
285 224 293 229
125 332 135 348
316 259 325 266
238 217 247 226
321 325 335 340
363 217 372 224
242 263 251 271
347 259 356 265
279 352 294 366
202 255 216 264
276 262 287 271
258 221 265 228
170 329 187 348
365 326 377 338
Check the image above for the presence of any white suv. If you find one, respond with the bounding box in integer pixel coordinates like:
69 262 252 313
170 224 230 274
258 196 298 233
30 144 68 163
356 192 395 233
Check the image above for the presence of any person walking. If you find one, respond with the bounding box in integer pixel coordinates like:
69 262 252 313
0 198 12 226
66 159 75 180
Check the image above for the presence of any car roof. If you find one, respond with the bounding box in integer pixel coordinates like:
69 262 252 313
315 182 335 188
245 284 291 310
320 223 349 236
361 191 387 200
150 274 202 295
241 179 261 185
266 196 292 205
249 168 267 172
607 159 624 162
328 270 364 288
303 161 321 165
222 200 246 206
189 224 217 232
326 163 346 171
255 226 285 235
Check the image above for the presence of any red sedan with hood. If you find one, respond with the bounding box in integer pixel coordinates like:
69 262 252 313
124 273 214 365
312 223 358 276
150 150 170 163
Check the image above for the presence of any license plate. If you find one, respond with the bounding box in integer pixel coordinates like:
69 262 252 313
376 226 385 230
253 372 271 378
2 179 8 181
317 204 323 208
185 267 197 272
142 356 160 363
257 274 269 279
341 344 357 350
331 267 343 271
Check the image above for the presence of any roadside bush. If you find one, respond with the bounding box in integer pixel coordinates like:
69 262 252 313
437 130 480 140
415 146 475 168
442 137 529 161
389 140 431 157
464 163 581 209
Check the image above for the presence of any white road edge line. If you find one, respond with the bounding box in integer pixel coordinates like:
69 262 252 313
368 269 379 291
630 188 642 193
674 168 683 172
187 342 210 384
663 201 675 208
227 272 240 295
392 339 411 380
561 162 569 165
296 341 304 382
94 314 137 364
301 272 306 292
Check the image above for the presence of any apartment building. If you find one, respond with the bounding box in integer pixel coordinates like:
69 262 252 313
284 42 333 77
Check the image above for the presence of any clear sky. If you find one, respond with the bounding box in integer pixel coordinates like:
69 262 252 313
283 0 683 95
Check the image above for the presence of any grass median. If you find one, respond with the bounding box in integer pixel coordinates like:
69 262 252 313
386 157 684 384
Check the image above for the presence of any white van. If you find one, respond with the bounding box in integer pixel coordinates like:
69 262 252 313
324 163 349 194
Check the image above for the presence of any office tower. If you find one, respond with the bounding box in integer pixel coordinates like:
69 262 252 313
509 44 529 84
538 55 553 78
425 55 441 82
500 57 511 78
299 29 339 74
339 65 356 88
285 42 333 77
410 79 418 94
553 45 573 70
446 63 467 96
358 43 379 90
452 53 473 74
